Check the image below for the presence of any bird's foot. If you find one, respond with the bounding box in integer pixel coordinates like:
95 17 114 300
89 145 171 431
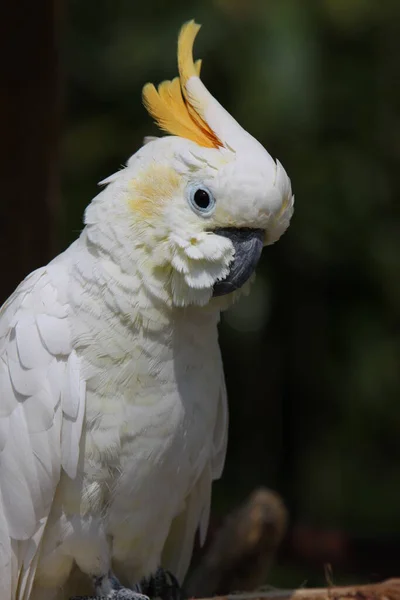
140 567 184 600
70 572 150 600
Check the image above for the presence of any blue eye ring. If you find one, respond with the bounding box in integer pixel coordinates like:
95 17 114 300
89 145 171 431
188 184 216 217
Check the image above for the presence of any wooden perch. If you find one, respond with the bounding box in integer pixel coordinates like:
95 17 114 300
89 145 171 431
195 578 400 600
185 489 400 600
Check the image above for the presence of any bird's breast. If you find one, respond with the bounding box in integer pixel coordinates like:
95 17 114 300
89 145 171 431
79 309 222 516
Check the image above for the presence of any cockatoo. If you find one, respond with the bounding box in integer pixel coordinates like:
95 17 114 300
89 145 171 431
0 20 293 600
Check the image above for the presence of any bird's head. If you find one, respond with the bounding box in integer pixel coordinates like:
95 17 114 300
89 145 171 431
85 21 294 309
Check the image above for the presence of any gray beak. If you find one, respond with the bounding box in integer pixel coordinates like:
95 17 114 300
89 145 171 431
212 228 264 297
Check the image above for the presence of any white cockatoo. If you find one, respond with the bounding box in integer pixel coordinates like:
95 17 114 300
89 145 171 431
0 20 293 600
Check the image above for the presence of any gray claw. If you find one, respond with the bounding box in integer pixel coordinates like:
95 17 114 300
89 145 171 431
70 571 150 600
71 592 149 600
71 595 149 600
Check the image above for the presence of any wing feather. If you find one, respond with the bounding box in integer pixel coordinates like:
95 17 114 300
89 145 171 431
211 370 228 480
36 314 71 355
61 352 86 479
162 465 212 583
0 263 86 598
7 355 47 397
15 316 51 369
162 368 228 583
0 491 12 599
0 404 41 540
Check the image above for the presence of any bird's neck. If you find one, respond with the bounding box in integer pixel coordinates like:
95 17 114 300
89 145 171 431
69 229 221 331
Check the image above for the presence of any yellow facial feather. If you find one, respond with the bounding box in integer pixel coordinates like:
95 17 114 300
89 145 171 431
142 20 222 149
129 164 182 218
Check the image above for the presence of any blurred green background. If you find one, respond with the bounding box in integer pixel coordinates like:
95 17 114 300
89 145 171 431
3 0 400 590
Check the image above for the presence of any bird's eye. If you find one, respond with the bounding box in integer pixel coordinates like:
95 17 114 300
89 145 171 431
188 185 216 216
194 189 211 210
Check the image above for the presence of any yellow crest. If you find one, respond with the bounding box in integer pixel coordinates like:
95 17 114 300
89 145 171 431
142 21 222 149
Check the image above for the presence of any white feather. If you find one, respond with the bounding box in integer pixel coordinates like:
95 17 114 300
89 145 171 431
15 316 51 370
0 490 12 599
61 355 86 479
0 264 85 598
198 463 212 546
162 465 212 583
61 350 82 420
22 387 55 433
1 404 42 540
0 365 18 419
16 519 48 600
211 372 229 479
36 314 71 356
6 357 46 397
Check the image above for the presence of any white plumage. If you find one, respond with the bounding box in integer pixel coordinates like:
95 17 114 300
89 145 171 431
0 20 293 600
0 229 230 599
0 264 85 598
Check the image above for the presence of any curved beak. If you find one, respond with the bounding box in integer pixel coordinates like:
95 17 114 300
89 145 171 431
212 228 264 297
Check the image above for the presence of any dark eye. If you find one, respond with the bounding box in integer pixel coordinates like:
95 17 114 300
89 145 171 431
194 189 211 209
188 185 216 216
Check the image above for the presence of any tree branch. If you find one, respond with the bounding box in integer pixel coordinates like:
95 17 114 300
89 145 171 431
196 579 400 600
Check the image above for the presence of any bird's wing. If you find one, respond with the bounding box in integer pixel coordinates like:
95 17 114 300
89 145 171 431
210 364 228 481
162 365 228 583
161 461 213 583
0 263 85 600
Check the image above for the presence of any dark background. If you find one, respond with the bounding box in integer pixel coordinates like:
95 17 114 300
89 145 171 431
1 0 399 589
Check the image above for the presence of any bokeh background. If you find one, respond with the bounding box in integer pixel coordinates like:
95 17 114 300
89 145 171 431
1 0 400 590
